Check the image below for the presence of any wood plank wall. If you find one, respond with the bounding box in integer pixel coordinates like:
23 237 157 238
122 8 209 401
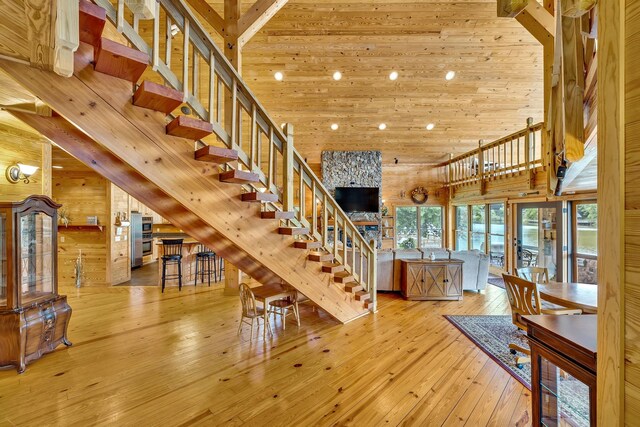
0 124 51 201
52 147 112 286
597 0 639 423
109 183 131 285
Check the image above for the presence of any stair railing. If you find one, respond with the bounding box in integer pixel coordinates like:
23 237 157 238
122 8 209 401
439 118 544 189
93 0 377 310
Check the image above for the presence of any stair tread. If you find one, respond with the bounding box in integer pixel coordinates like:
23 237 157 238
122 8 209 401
195 145 238 164
322 263 344 273
133 81 183 114
241 192 278 203
79 0 106 49
219 169 260 184
293 240 322 249
344 283 363 292
278 227 309 235
355 290 370 301
167 116 213 140
94 38 149 83
308 251 333 262
334 271 354 283
261 211 295 220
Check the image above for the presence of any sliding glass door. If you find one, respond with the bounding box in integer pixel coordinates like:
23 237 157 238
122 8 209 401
516 202 563 281
573 202 597 284
455 206 469 250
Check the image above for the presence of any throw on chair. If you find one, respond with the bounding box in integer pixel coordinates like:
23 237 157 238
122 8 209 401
238 283 272 339
502 274 582 368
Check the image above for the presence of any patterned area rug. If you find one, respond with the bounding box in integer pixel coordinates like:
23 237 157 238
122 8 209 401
445 315 590 426
487 273 505 289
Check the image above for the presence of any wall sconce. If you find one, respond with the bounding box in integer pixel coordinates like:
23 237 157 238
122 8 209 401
6 163 39 184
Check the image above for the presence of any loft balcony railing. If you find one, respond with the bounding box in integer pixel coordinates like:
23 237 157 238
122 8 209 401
439 118 545 190
92 0 377 309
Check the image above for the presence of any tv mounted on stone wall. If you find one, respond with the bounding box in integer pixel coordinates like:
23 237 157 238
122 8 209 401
334 187 379 213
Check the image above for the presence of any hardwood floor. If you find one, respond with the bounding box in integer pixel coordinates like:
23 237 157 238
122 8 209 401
0 283 531 426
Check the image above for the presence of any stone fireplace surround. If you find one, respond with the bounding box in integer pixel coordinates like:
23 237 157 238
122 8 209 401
321 151 382 248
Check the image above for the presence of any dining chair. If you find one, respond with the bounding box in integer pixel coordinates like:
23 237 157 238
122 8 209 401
515 266 549 284
238 283 272 339
268 285 300 330
502 274 582 368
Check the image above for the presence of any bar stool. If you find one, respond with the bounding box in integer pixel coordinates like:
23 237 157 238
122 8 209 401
161 239 183 292
194 244 217 286
218 255 225 280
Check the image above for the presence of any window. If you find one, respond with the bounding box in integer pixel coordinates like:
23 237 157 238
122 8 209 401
395 206 445 249
489 203 506 267
420 206 443 248
573 202 597 284
471 205 486 251
455 206 469 250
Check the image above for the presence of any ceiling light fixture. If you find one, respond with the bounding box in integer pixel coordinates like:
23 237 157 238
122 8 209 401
333 71 342 81
52 165 63 169
274 71 284 81
6 163 39 184
389 71 399 81
445 70 456 81
378 123 387 130
426 123 435 130
331 123 339 130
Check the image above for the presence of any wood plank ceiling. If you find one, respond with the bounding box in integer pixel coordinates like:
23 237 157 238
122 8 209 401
198 0 544 165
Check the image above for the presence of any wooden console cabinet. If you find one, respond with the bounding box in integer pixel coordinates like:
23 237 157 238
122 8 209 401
0 196 72 373
400 258 463 300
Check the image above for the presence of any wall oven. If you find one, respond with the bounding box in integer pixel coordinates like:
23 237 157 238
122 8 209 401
142 239 153 256
142 216 153 232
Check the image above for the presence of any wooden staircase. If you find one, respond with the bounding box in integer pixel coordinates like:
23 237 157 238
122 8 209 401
0 0 375 323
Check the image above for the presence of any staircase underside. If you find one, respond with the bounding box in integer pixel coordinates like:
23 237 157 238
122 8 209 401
0 46 369 323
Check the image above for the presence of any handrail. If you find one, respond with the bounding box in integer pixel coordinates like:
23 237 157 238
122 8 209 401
439 118 544 189
93 0 377 310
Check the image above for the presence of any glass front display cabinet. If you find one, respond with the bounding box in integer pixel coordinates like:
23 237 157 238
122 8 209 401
0 196 72 373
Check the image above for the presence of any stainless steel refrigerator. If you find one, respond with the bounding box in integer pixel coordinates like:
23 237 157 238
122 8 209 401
130 212 143 269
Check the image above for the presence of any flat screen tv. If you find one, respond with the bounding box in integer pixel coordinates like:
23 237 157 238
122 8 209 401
334 187 379 213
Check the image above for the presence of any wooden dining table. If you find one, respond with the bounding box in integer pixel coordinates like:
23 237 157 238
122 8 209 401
251 283 296 338
538 281 598 314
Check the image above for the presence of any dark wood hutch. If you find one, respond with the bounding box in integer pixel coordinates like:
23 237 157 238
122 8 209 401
0 195 72 373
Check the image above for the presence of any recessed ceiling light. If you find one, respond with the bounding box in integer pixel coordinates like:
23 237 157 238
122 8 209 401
426 123 435 130
333 71 342 81
378 123 387 130
389 71 399 81
445 70 456 81
331 123 339 130
274 71 284 81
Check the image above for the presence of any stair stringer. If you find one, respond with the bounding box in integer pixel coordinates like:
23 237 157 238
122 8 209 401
0 52 369 323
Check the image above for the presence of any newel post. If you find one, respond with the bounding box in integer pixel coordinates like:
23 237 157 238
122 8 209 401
282 123 294 213
370 238 377 312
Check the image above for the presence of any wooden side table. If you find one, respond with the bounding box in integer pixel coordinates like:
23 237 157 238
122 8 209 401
523 315 597 426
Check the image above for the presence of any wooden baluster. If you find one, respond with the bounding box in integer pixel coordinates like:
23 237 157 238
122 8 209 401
267 127 274 191
510 138 514 175
342 221 348 266
448 154 453 187
216 79 223 125
116 0 124 32
165 16 171 68
311 181 317 235
152 2 159 71
503 141 507 174
230 80 237 147
182 19 189 101
208 52 215 123
359 240 364 281
333 214 338 260
351 234 356 277
192 50 199 101
478 140 484 193
298 168 305 221
525 119 531 173
517 135 521 171
250 104 257 171
322 195 328 247
282 123 294 213
257 131 262 176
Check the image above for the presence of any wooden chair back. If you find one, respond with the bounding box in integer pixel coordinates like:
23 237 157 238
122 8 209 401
239 283 259 318
502 274 542 330
515 267 549 284
161 239 183 256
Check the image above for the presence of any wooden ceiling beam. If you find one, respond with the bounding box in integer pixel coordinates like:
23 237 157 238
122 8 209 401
497 0 528 18
238 0 289 47
515 1 555 46
185 0 225 36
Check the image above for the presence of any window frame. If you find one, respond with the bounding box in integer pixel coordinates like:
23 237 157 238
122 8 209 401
394 205 445 249
571 200 598 283
453 203 508 271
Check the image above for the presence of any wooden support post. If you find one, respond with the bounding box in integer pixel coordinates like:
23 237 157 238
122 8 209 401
224 0 242 73
223 259 243 295
282 123 294 213
369 239 377 312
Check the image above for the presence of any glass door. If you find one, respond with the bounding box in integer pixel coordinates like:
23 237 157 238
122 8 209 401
516 202 564 281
